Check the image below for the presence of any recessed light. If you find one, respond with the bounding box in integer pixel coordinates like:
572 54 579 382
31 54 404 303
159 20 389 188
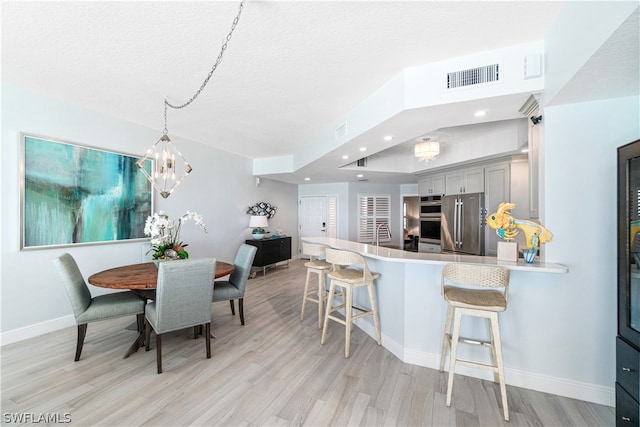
383 135 393 141
304 177 311 181
359 147 367 152
521 149 529 153
357 174 364 178
342 155 349 160
474 110 487 117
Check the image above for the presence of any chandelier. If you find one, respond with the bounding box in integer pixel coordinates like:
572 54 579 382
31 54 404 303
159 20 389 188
414 138 440 162
137 0 246 198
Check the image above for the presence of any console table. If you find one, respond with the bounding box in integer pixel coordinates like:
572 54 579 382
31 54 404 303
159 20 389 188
245 236 292 276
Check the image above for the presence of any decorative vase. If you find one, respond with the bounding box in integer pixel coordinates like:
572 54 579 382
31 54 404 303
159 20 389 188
522 248 537 264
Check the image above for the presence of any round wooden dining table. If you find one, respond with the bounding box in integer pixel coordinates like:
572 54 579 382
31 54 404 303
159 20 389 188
88 261 235 290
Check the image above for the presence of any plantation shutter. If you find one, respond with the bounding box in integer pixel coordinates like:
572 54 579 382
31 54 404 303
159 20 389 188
327 196 337 239
358 194 391 244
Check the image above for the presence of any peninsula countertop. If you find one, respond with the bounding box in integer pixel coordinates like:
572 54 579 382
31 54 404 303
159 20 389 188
301 236 568 274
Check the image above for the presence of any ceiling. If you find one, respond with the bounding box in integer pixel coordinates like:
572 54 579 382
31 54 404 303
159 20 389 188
2 1 637 185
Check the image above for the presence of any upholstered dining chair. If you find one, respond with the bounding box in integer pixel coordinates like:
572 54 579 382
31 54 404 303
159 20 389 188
212 244 257 325
53 253 146 362
145 258 216 374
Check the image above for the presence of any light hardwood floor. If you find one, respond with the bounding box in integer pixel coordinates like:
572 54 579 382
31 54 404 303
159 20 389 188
2 259 613 426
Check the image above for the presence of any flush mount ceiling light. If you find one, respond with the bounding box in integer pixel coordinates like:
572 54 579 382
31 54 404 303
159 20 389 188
414 138 440 162
137 0 246 198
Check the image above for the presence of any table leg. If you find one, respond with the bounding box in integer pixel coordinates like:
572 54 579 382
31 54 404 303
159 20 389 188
123 329 145 358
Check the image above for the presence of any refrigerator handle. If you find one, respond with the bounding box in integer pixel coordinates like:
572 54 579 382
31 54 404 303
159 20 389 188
458 198 464 248
453 198 459 247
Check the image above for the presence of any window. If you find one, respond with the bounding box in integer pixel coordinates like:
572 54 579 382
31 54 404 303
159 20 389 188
358 194 390 243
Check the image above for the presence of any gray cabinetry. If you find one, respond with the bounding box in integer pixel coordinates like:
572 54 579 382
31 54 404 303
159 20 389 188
484 163 510 256
418 174 444 196
444 167 484 195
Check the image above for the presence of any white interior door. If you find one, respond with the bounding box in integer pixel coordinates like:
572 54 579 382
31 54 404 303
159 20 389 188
299 196 337 257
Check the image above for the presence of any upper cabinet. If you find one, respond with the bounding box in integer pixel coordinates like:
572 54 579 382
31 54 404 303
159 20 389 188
419 174 444 196
444 167 485 195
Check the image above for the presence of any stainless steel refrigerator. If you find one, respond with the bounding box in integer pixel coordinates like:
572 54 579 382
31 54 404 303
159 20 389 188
441 193 485 255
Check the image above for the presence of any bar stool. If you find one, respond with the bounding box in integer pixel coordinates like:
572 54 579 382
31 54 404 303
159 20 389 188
321 248 381 358
300 242 333 329
439 263 510 421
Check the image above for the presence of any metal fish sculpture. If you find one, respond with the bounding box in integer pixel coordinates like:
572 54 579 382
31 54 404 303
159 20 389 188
487 202 553 249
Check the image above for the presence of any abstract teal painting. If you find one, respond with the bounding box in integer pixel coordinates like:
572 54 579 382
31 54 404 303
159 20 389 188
21 135 153 249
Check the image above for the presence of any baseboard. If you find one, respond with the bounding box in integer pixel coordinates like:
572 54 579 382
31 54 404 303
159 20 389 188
355 318 615 408
402 348 615 408
0 315 75 347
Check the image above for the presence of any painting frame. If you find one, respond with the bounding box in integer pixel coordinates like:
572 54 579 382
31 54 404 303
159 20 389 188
20 133 154 250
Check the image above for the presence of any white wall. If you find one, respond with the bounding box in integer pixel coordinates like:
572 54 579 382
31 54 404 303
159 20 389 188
0 84 298 342
540 95 639 391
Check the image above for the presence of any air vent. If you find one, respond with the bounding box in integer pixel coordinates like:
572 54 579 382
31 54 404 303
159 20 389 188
357 157 367 167
335 122 348 139
447 64 500 89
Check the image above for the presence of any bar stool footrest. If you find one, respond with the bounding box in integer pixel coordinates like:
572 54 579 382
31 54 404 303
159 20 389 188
456 359 498 372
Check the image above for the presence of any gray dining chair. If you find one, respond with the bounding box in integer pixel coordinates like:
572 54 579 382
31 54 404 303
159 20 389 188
145 258 216 374
212 244 257 325
53 253 146 361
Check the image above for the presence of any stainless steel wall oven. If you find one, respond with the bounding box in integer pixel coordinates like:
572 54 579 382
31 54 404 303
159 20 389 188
419 195 442 245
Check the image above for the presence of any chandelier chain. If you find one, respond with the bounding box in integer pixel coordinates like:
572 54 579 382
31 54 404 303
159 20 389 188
164 0 246 117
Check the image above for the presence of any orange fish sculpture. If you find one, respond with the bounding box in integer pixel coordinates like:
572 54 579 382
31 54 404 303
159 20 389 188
487 202 553 249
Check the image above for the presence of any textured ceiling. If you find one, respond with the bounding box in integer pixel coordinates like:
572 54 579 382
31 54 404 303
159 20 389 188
2 1 636 184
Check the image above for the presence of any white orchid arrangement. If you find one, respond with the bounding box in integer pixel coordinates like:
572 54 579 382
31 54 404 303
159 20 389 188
144 210 207 260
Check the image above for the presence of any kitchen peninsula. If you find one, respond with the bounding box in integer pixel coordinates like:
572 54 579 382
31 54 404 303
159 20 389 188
302 236 568 384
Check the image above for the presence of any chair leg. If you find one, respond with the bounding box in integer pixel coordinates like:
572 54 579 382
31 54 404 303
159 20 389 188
229 300 235 316
488 317 499 383
317 271 325 329
136 313 144 333
145 318 151 351
366 282 382 345
205 323 212 359
156 333 163 374
440 305 454 372
490 313 509 421
446 308 462 407
344 286 353 358
321 280 337 345
239 298 245 325
301 268 312 322
75 324 87 361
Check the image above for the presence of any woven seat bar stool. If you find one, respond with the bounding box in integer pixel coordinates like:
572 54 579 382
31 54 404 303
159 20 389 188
321 248 381 358
300 242 333 329
439 263 511 421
